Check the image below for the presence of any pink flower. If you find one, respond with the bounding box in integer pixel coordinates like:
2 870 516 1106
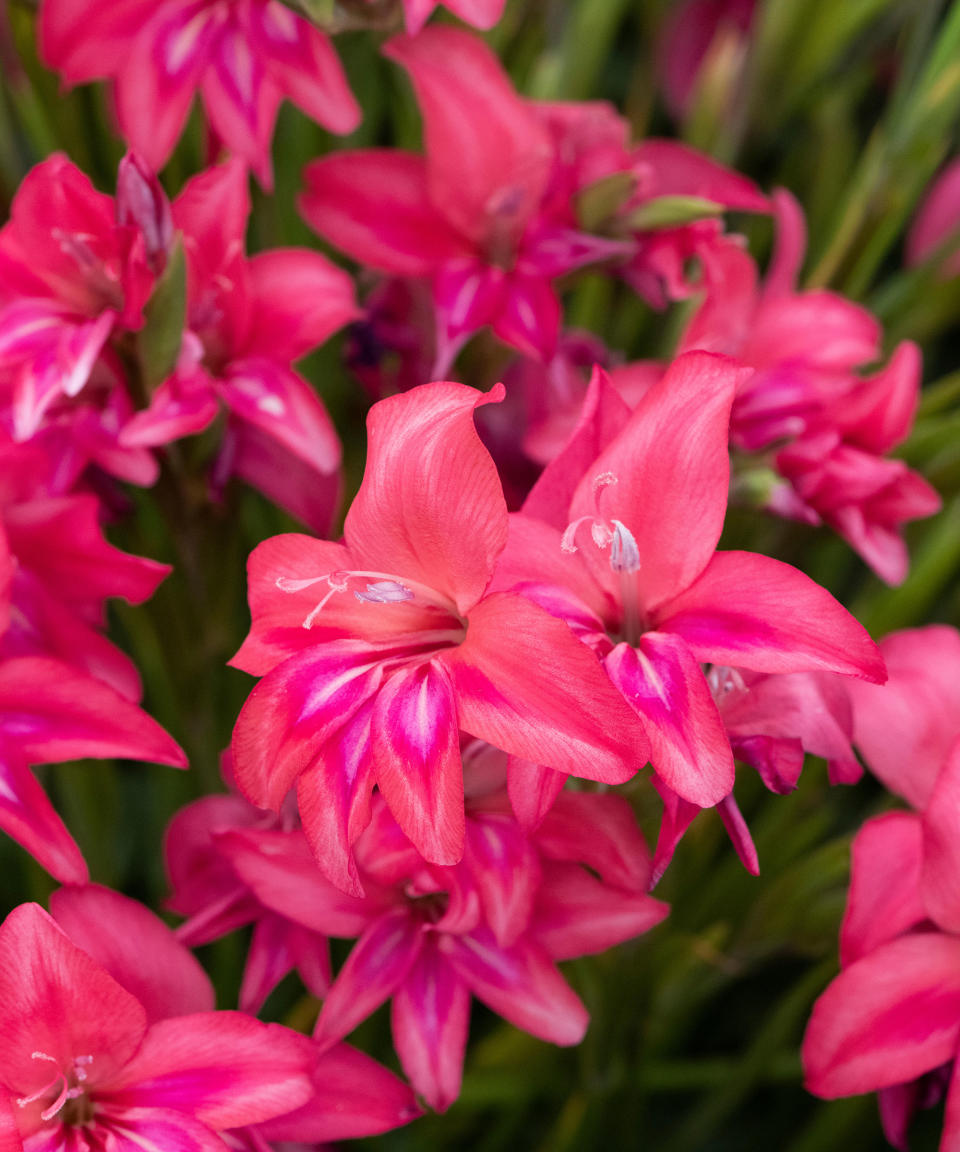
658 0 756 119
906 157 960 275
494 354 883 823
215 785 667 1112
301 27 624 371
0 894 315 1149
40 0 360 186
119 158 357 533
230 380 650 894
395 0 506 35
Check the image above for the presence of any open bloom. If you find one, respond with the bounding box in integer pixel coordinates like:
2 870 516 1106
231 380 650 894
120 158 356 532
301 27 625 372
40 0 360 186
216 783 667 1113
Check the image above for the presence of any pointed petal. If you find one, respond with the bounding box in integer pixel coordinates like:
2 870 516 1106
39 0 155 82
803 934 960 1097
0 903 147 1090
220 359 341 476
535 790 654 891
372 660 465 866
49 884 213 1022
97 1106 227 1152
172 157 250 283
533 862 668 959
490 273 560 361
605 635 734 807
507 755 566 832
523 365 632 531
108 1012 314 1128
257 1040 421 1142
656 551 886 681
443 0 506 27
253 4 360 135
344 381 508 614
839 813 925 968
391 941 470 1112
314 912 423 1045
0 657 186 767
568 351 746 610
239 915 297 1014
384 28 552 246
649 777 700 887
0 744 88 883
245 249 359 362
443 927 588 1045
464 812 541 946
300 152 471 276
119 371 220 447
450 592 650 783
716 793 759 875
633 140 769 213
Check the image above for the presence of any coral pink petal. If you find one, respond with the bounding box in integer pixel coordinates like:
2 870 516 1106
465 813 541 947
108 1012 314 1128
839 812 925 968
384 27 552 246
450 591 650 783
656 550 886 680
507 756 567 832
345 381 508 615
300 152 471 277
391 941 470 1113
371 660 465 866
444 927 588 1045
245 249 359 362
314 912 423 1045
803 933 960 1098
49 884 213 1022
536 791 654 891
604 635 734 808
922 737 960 933
568 351 745 611
0 903 147 1088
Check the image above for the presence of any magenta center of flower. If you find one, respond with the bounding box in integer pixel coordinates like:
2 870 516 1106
17 1051 95 1126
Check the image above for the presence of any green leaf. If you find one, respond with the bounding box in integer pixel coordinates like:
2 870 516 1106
137 235 186 393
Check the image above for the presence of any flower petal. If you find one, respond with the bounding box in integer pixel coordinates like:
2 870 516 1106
922 737 960 934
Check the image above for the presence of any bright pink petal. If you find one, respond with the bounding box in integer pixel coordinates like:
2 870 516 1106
173 157 250 289
443 926 588 1045
490 273 560 361
443 0 506 26
107 1013 314 1128
907 157 960 272
114 3 223 173
745 292 880 374
649 778 700 887
239 916 306 1014
449 592 650 783
533 862 669 959
633 139 768 213
464 812 541 946
119 371 220 448
655 550 886 680
98 1105 226 1152
535 791 654 891
244 249 359 362
0 903 147 1091
567 351 746 611
391 940 470 1113
372 660 465 866
922 738 960 933
39 0 156 83
344 381 508 615
0 744 88 883
254 3 360 135
300 152 471 277
605 635 734 807
0 657 187 767
803 933 960 1097
839 813 926 968
314 912 423 1046
716 793 759 875
384 28 552 247
256 1041 421 1143
49 884 213 1023
219 359 341 477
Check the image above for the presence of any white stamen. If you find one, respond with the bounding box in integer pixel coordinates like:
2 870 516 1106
354 581 414 604
609 520 640 573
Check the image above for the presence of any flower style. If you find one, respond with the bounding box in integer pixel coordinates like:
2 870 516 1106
230 380 651 894
40 0 360 186
301 27 626 372
120 158 356 532
213 782 667 1113
493 354 884 826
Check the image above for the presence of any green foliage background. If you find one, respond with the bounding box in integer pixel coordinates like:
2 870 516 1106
1 1 959 1147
